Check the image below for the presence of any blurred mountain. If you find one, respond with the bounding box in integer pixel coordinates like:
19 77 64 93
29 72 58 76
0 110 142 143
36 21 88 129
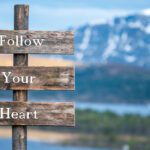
72 13 150 68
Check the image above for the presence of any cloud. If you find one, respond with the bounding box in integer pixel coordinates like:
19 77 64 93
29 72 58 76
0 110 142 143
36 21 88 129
0 4 140 30
30 5 137 29
32 5 135 19
142 8 150 16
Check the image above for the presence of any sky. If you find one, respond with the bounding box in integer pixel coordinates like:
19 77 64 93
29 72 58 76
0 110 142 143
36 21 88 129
0 0 150 30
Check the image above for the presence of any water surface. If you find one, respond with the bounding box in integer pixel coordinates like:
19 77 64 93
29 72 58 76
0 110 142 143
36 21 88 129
0 139 110 150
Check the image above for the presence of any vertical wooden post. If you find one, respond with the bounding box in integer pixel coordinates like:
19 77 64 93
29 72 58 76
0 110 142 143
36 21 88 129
12 5 29 150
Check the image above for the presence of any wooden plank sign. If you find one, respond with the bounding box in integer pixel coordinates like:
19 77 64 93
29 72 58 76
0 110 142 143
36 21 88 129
0 66 74 90
0 4 75 150
0 30 74 54
0 102 75 126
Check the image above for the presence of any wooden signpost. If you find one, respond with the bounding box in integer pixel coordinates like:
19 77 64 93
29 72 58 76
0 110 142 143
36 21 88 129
0 30 73 54
0 102 74 126
0 4 75 150
0 66 74 90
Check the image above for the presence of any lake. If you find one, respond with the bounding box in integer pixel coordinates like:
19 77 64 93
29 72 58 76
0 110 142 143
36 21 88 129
0 98 150 116
0 91 150 116
0 139 111 150
76 102 150 116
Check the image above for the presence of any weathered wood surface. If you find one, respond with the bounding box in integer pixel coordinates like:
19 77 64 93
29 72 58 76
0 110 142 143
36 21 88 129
13 5 29 150
0 30 74 54
0 66 74 90
0 102 75 126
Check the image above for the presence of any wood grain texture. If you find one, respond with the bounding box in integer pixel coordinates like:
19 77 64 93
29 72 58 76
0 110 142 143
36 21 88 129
0 102 75 126
0 66 74 90
13 5 29 150
0 30 74 54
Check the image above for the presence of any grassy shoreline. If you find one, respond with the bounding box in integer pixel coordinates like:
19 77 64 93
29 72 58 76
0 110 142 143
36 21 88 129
0 55 73 66
0 127 79 143
0 110 150 150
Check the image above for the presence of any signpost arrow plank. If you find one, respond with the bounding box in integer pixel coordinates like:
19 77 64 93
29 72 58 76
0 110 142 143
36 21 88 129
0 66 74 90
0 30 74 54
0 102 75 126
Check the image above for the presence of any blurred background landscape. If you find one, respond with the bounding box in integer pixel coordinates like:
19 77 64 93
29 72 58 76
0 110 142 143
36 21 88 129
0 0 150 150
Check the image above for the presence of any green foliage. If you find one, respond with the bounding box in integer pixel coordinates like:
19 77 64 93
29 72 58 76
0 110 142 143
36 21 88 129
33 109 150 150
75 109 150 135
35 109 150 136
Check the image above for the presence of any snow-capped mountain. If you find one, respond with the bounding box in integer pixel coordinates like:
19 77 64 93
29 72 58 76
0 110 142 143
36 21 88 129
73 12 150 68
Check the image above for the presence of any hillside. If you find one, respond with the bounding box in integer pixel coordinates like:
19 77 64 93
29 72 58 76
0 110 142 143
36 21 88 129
71 14 150 68
1 64 149 104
